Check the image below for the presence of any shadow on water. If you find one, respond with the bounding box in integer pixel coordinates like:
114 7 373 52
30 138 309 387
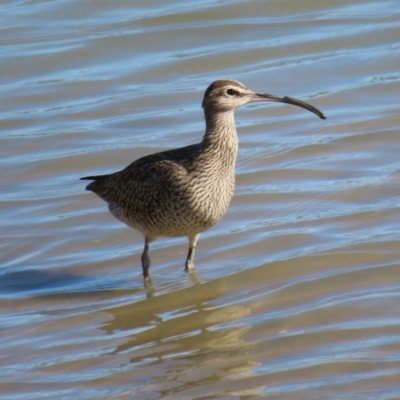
0 268 85 296
0 267 147 302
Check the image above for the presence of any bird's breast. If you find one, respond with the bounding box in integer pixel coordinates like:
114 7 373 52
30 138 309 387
186 167 235 227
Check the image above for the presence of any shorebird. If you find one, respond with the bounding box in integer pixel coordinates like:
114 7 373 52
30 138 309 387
81 79 326 279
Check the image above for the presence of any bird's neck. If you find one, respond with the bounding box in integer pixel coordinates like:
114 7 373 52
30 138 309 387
201 110 238 161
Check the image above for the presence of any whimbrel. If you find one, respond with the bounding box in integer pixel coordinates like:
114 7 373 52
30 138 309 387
81 80 326 279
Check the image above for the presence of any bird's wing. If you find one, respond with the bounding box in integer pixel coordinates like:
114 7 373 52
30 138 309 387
88 155 191 214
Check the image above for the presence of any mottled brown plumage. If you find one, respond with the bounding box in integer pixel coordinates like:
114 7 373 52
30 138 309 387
81 79 326 279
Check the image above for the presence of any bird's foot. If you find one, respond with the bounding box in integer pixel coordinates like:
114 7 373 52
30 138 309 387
144 276 155 297
185 260 195 271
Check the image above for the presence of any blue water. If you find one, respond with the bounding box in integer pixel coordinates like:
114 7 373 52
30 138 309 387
1 0 400 399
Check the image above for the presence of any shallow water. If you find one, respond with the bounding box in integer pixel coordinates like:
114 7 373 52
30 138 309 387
1 0 400 399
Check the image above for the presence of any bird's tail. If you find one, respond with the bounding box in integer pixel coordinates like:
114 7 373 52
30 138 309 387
80 174 108 181
80 174 109 192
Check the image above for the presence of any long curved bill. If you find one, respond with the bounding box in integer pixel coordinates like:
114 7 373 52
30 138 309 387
251 93 326 120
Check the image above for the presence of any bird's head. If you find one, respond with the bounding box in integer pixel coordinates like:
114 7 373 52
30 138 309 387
201 79 326 119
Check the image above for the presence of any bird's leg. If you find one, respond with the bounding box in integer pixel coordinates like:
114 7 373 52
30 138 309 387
141 236 151 278
185 233 200 271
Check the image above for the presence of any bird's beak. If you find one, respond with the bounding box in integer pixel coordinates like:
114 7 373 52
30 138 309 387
251 93 326 120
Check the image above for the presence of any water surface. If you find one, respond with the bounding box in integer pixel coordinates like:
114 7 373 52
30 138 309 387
1 0 400 399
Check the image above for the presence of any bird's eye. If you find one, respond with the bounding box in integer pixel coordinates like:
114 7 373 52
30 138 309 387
226 89 237 96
